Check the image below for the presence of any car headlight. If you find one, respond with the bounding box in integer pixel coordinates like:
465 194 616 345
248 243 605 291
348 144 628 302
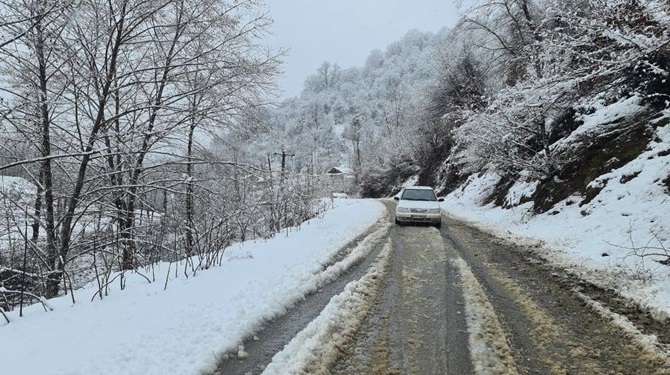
428 208 440 214
397 207 410 213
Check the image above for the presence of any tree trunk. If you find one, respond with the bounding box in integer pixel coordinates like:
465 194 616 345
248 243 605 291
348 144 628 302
31 168 43 244
33 11 59 298
119 212 136 270
185 121 195 257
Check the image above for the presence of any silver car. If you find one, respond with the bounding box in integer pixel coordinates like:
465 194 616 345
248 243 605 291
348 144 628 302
393 186 444 227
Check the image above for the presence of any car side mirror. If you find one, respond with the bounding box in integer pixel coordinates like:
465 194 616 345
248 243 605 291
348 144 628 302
438 197 444 202
393 196 399 201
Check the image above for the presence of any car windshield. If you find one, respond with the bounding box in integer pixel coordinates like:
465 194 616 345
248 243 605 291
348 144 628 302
401 189 437 201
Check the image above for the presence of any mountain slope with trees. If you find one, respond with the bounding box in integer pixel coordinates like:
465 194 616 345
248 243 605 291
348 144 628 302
268 0 670 289
262 28 452 195
431 0 670 213
274 0 669 221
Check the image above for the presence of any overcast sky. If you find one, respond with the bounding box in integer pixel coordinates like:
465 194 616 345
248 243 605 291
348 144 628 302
263 0 462 98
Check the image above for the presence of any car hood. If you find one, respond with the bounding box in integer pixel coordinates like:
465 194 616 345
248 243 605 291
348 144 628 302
396 200 441 210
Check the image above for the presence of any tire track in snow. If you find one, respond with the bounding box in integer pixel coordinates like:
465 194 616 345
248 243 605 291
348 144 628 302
575 291 670 370
451 256 518 374
330 217 473 374
444 215 670 374
261 240 392 375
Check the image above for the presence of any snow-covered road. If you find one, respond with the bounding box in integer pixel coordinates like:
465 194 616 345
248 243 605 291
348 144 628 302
219 200 670 374
328 211 670 374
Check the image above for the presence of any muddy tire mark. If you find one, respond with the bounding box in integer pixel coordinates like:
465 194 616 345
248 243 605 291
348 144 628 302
443 215 670 374
331 202 473 374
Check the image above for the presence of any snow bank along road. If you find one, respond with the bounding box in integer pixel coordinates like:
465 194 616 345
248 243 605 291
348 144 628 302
216 200 670 374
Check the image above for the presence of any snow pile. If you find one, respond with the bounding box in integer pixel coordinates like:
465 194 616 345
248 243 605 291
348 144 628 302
312 221 391 286
443 101 670 318
0 199 386 375
503 179 539 207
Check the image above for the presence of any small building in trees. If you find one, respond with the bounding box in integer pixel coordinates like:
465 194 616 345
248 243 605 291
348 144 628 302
324 166 355 195
326 166 352 175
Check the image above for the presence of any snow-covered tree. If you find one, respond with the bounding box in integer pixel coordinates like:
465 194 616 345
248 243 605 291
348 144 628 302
0 0 282 301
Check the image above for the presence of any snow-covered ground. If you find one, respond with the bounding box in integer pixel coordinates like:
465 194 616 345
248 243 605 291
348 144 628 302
0 199 386 375
442 117 670 321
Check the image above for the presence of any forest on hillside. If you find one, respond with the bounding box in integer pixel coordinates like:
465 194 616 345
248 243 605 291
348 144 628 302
2 0 670 313
269 0 670 204
0 0 317 313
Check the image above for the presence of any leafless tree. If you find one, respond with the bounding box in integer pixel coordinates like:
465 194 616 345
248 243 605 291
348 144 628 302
0 0 283 302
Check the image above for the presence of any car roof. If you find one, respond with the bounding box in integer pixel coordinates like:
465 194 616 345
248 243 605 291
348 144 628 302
403 186 435 190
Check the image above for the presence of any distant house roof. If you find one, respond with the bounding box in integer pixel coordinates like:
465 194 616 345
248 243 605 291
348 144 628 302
326 166 352 175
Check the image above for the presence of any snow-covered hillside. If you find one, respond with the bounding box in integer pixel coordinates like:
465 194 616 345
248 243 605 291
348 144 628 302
441 99 670 320
0 199 386 375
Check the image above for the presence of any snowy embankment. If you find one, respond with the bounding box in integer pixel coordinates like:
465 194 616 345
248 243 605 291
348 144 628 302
442 104 670 320
0 199 386 375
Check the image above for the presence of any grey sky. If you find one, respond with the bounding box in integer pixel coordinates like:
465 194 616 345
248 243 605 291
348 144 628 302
264 0 462 98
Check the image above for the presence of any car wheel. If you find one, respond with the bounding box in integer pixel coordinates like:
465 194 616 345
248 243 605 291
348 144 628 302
395 218 403 226
434 221 442 228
